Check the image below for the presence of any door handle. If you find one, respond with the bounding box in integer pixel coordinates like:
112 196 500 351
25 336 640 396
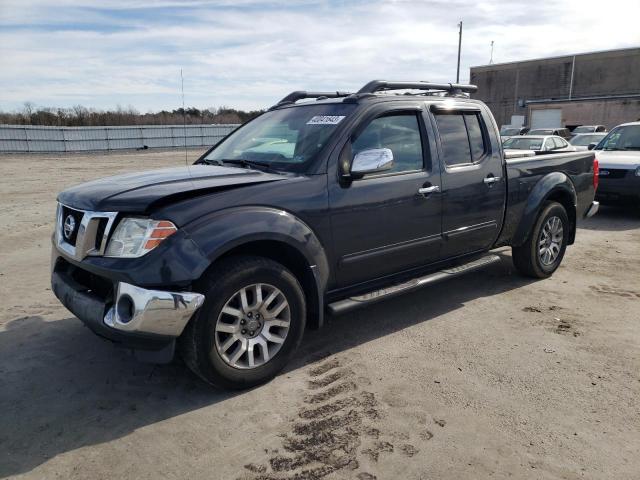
483 176 501 184
418 185 440 195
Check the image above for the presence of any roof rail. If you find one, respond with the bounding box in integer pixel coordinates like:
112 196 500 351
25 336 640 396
270 91 352 110
357 80 478 95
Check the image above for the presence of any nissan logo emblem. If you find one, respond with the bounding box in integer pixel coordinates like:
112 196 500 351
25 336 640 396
63 214 76 240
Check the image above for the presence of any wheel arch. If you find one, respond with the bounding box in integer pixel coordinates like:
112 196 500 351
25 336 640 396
184 206 329 329
512 172 578 247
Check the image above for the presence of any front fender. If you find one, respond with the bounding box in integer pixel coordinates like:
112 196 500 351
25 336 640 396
183 206 330 324
512 172 577 247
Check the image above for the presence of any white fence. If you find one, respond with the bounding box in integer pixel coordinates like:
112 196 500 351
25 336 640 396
0 124 240 153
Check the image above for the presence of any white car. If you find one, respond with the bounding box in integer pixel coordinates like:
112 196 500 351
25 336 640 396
572 125 607 134
503 135 575 156
593 122 640 207
570 133 607 151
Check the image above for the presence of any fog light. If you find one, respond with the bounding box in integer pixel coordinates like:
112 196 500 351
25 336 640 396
116 294 135 323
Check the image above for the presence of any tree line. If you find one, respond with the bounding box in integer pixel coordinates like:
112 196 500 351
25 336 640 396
0 103 264 126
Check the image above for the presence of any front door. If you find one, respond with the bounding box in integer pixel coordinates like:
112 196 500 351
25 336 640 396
430 105 505 258
329 107 443 288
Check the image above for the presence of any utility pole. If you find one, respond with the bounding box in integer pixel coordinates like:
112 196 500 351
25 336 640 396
490 40 494 64
456 21 463 83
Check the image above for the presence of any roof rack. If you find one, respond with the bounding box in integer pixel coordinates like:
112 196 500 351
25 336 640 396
357 80 477 96
268 81 478 110
270 91 352 110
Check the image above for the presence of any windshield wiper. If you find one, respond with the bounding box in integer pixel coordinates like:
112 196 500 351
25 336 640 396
220 158 272 169
202 158 280 173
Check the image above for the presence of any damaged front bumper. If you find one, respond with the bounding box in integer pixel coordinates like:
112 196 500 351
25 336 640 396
51 256 204 363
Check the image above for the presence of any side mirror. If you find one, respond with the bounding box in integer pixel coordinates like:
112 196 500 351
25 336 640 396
588 143 597 150
351 148 394 178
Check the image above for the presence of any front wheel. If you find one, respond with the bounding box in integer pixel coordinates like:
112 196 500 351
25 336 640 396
179 255 306 389
512 201 569 278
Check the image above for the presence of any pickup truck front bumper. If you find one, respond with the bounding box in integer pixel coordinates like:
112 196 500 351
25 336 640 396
51 253 204 363
596 169 640 205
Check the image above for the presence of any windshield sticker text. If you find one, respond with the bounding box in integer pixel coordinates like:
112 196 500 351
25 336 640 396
306 115 346 125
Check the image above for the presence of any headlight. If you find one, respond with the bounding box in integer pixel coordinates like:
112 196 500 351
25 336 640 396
635 166 640 177
105 218 177 258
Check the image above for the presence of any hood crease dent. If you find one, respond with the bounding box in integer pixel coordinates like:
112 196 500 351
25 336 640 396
57 165 287 213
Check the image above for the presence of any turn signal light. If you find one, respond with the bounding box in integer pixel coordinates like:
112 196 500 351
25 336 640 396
593 158 599 191
144 222 177 250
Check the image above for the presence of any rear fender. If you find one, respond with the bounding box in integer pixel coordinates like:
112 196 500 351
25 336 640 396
512 172 577 247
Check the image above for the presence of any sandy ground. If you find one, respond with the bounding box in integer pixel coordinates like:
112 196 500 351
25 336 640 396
0 150 639 480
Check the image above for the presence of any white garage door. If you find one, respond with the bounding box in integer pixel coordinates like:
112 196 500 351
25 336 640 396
531 109 562 129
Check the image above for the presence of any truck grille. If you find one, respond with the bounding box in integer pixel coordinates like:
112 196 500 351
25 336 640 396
55 203 119 261
60 205 84 246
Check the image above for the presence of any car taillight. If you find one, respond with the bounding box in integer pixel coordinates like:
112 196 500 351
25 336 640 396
593 158 599 191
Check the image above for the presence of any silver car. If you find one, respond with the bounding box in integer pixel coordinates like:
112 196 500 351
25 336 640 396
572 125 607 134
503 135 576 156
570 133 607 151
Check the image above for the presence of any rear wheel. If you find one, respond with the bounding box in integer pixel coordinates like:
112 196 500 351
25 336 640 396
180 255 306 389
512 201 569 278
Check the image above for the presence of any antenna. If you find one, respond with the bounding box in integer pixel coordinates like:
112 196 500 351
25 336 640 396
456 21 463 83
490 40 494 64
180 69 188 165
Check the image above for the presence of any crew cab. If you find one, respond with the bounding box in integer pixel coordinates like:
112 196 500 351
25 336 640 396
51 80 599 389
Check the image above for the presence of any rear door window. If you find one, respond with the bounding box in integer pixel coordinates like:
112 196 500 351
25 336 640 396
434 112 488 166
464 114 486 161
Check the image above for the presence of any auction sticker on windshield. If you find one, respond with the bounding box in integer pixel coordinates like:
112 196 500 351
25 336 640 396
306 115 346 125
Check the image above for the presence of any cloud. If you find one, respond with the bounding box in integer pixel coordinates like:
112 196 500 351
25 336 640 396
0 0 638 111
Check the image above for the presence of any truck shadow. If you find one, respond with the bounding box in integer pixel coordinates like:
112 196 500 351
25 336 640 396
0 253 533 477
579 205 640 232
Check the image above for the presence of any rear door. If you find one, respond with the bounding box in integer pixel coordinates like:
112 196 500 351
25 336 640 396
430 103 506 258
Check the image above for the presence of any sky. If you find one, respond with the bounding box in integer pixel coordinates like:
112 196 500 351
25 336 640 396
1 0 639 112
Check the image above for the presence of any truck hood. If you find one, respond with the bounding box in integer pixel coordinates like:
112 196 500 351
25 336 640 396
58 165 288 212
595 150 640 169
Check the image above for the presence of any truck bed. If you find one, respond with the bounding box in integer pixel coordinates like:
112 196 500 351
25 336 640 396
496 150 596 247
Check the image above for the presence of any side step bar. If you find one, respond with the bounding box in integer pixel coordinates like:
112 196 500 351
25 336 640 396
327 254 502 315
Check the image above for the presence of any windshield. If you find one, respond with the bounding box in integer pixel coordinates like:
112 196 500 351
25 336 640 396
528 129 553 135
203 103 356 172
572 126 594 134
503 137 544 150
596 125 640 151
570 134 605 146
501 128 520 136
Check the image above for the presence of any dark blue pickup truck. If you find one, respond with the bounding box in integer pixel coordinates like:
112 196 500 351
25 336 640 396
51 80 599 388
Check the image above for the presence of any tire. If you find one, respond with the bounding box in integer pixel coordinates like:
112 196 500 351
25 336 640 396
512 201 569 279
179 255 306 389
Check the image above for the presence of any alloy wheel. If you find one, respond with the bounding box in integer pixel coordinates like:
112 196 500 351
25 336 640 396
214 283 291 369
538 216 564 266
